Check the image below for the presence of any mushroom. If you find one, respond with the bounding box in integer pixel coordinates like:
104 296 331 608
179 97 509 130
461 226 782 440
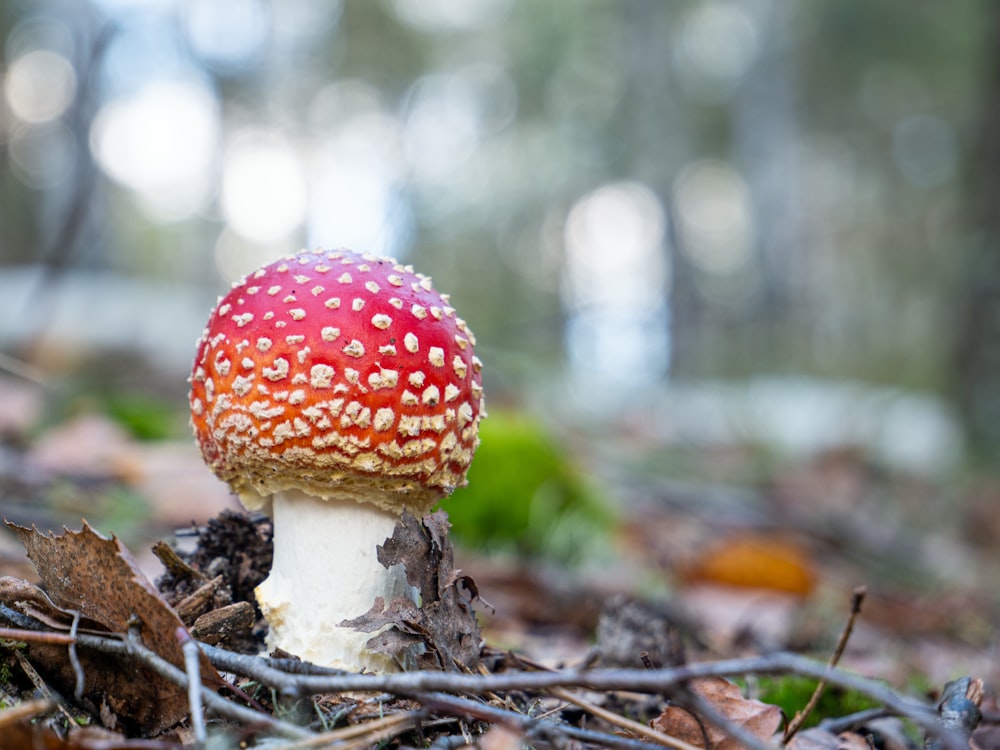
188 248 484 671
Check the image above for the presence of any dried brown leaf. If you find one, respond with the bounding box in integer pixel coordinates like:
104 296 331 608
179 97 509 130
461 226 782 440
651 677 782 750
6 521 222 735
341 511 482 672
0 721 180 750
681 534 816 596
476 725 524 750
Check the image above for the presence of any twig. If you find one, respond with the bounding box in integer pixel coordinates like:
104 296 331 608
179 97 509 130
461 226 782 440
105 631 310 740
0 604 41 630
270 710 421 750
818 707 893 734
0 626 76 645
549 686 703 750
0 352 48 385
178 628 207 747
68 609 84 701
199 645 965 750
12 649 78 725
674 682 779 750
511 644 701 749
0 603 967 750
784 586 866 742
421 691 670 750
0 698 55 728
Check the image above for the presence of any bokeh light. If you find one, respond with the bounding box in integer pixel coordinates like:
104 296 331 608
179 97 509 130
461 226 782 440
181 0 268 72
4 49 76 124
220 129 307 243
563 181 670 392
673 159 754 276
89 77 219 221
674 1 759 102
307 111 409 257
403 73 484 187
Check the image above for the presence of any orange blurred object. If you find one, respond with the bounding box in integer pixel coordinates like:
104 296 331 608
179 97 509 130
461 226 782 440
680 534 817 596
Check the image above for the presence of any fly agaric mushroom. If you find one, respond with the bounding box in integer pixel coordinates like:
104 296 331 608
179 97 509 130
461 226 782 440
189 248 484 671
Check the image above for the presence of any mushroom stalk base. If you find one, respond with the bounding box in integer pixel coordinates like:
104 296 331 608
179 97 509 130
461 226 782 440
254 489 414 672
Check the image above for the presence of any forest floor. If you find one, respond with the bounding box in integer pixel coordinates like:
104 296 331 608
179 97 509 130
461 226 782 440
0 375 998 749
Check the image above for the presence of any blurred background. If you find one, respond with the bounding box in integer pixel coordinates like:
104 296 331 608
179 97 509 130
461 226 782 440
3 0 998 445
1 0 1000 640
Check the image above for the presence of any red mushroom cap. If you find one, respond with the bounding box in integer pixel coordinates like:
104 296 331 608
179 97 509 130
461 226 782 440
189 248 484 513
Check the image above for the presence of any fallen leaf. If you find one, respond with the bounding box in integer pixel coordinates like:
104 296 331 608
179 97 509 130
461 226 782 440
0 720 181 750
651 677 783 750
680 534 816 596
474 724 524 750
6 521 222 735
341 511 482 672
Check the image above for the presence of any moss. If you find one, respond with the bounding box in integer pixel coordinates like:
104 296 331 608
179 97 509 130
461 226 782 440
102 393 182 441
747 675 882 729
441 410 614 564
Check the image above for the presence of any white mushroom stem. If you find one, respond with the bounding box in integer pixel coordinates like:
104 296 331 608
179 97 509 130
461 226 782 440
254 489 415 672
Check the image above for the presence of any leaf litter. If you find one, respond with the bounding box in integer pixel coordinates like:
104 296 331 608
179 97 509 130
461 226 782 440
2 521 223 737
0 508 992 750
340 510 483 672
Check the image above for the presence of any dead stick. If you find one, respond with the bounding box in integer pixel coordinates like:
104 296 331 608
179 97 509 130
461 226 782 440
270 711 420 750
115 630 310 740
421 692 669 750
511 648 700 749
0 698 55 728
550 686 703 750
12 650 78 725
784 586 866 742
68 610 84 701
0 627 76 645
178 627 207 747
198 644 964 750
3 613 958 750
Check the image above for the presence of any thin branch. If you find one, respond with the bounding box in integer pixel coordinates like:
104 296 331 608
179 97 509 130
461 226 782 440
68 609 84 701
549 686 704 750
0 602 968 750
0 352 49 385
0 626 76 645
178 628 207 747
421 691 671 750
199 644 964 750
269 710 421 750
75 631 311 740
785 586 867 742
818 707 894 734
12 649 78 725
0 698 55 728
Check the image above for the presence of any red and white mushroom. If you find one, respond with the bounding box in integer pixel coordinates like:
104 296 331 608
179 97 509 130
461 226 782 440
189 248 484 671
